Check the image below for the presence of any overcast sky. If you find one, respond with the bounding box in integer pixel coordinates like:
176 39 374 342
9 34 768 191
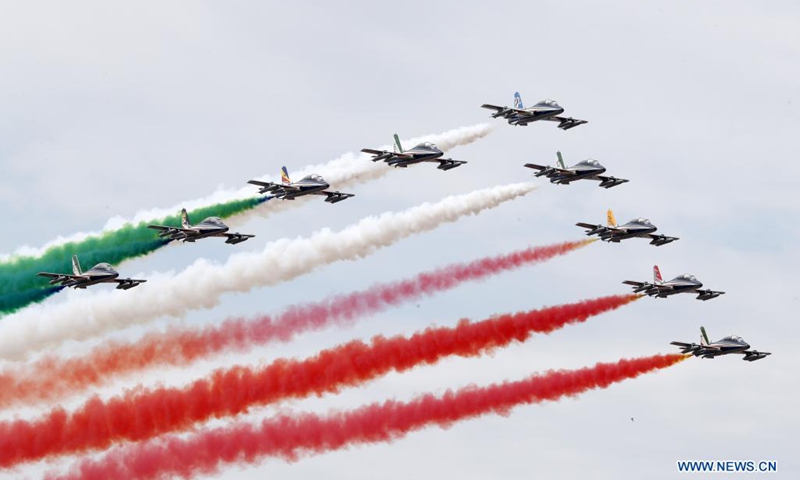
1 1 798 479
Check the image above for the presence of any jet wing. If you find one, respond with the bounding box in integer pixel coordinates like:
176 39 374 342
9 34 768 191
647 233 680 246
591 174 629 189
113 278 147 290
480 103 505 113
670 341 703 354
360 148 413 162
247 180 301 194
544 115 589 130
432 158 467 171
222 233 255 245
576 222 603 230
576 222 625 233
37 272 90 286
147 225 198 241
695 289 725 301
481 104 513 118
741 350 772 362
524 163 575 177
318 191 355 204
622 280 666 295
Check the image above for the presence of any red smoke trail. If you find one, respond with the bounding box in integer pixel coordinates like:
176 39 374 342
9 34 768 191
47 353 686 480
0 239 593 409
0 292 632 468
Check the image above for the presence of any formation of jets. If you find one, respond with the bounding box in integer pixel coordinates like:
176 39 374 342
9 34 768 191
361 134 467 171
32 89 770 364
248 167 354 204
38 255 146 290
576 209 679 246
623 265 725 301
672 327 771 362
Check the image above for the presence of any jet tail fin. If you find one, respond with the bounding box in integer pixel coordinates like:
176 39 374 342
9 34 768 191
71 255 82 276
513 91 524 109
556 151 566 169
181 208 192 229
393 134 403 153
700 326 710 346
653 265 663 284
607 208 617 227
281 166 291 185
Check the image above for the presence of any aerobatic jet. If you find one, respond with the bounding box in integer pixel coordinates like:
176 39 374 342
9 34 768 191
361 134 467 171
247 167 354 204
148 209 254 244
481 92 587 130
525 151 629 189
38 255 146 290
623 265 725 301
576 209 679 246
672 326 771 362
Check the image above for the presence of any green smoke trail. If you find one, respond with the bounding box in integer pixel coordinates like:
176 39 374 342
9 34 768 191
0 196 268 315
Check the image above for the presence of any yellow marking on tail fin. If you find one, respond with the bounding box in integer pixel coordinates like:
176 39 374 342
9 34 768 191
607 209 617 227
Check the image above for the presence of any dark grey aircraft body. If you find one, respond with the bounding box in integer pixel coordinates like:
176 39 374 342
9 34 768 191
361 134 466 171
148 209 254 244
672 326 771 361
623 265 724 301
577 209 678 246
525 151 629 189
248 167 354 204
37 255 146 290
481 92 587 130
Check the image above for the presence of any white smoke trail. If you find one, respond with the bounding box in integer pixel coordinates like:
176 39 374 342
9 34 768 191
0 182 532 361
1 124 494 261
228 123 496 224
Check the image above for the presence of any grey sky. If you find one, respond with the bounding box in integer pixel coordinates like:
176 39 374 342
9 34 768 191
1 1 798 479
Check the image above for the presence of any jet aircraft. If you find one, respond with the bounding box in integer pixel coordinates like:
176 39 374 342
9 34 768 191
525 151 629 188
623 265 725 301
481 92 588 130
38 255 146 290
148 209 254 244
576 209 679 246
361 134 466 171
671 326 771 361
248 167 354 204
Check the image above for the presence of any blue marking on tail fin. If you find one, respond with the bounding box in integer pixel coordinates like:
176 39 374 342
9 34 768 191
513 91 523 109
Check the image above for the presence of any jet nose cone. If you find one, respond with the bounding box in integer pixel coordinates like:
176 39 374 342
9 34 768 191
743 343 750 349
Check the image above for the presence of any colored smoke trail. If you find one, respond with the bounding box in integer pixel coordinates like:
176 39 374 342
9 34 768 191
231 123 495 224
0 239 594 409
0 294 637 467
0 197 266 315
0 183 532 360
46 354 686 480
0 124 493 316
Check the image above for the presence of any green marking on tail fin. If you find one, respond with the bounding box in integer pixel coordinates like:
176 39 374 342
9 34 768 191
556 151 566 169
700 326 710 345
393 133 403 153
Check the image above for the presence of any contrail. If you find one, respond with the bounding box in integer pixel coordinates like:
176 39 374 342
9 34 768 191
44 354 687 480
0 197 265 315
0 124 494 315
0 182 531 361
0 295 638 467
0 239 594 409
